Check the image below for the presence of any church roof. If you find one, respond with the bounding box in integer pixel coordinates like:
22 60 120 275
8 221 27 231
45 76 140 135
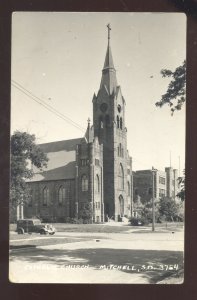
28 137 84 182
39 138 84 153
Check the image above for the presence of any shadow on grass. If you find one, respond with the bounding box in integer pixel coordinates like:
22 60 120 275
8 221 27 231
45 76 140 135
10 247 183 284
10 245 36 250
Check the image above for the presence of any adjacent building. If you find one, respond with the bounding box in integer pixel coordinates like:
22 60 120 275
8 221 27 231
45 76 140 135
133 167 179 205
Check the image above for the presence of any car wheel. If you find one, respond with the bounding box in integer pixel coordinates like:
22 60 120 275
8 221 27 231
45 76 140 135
18 228 24 234
49 232 55 235
40 229 46 235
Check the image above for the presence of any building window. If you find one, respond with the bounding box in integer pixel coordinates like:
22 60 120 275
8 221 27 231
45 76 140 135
99 116 103 128
58 186 65 206
120 117 123 130
95 159 100 166
43 187 49 206
105 115 110 127
81 175 88 191
117 116 119 128
118 164 124 190
81 159 88 166
28 189 33 207
159 188 165 198
118 143 124 157
159 177 165 185
95 202 101 209
127 181 130 196
148 187 152 195
118 145 120 156
96 174 100 193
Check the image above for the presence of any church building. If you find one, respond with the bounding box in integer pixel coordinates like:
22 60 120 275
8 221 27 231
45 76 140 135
25 25 133 223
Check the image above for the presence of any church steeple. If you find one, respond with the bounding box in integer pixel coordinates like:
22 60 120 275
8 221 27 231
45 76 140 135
100 24 117 95
93 25 132 222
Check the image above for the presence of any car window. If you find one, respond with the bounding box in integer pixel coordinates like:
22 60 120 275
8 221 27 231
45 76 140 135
33 220 41 225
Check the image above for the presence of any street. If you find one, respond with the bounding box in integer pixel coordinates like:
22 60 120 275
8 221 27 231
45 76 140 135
9 226 184 284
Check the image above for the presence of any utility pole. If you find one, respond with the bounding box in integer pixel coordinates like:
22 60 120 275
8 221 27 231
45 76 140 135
130 157 133 218
152 167 157 232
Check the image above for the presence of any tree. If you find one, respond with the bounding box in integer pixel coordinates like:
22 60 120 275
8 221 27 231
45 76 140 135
155 60 186 115
79 203 93 224
159 197 180 221
155 62 186 201
177 171 185 201
10 131 48 220
140 200 160 224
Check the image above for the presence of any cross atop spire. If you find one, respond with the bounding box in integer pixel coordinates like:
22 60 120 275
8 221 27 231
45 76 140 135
107 23 111 41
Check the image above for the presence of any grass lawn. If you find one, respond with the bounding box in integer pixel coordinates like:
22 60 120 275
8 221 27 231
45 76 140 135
9 234 96 248
10 222 183 234
10 223 131 233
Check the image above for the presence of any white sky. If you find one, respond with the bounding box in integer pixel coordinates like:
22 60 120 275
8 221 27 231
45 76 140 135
11 12 186 173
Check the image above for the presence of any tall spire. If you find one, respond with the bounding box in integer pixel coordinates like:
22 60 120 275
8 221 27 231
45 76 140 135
84 118 93 143
100 24 117 95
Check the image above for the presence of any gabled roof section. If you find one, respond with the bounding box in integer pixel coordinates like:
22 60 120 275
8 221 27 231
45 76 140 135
39 138 84 153
28 162 76 182
115 85 126 104
27 137 84 182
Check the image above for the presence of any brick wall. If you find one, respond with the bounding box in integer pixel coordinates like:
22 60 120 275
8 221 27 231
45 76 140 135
25 179 75 221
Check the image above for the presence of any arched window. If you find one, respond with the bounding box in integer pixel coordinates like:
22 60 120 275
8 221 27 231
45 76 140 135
96 174 100 193
28 189 33 207
118 143 121 157
118 143 124 157
43 187 49 206
118 164 124 190
58 186 65 206
117 116 119 128
82 175 88 191
105 115 110 127
120 117 123 130
99 116 103 128
127 181 130 196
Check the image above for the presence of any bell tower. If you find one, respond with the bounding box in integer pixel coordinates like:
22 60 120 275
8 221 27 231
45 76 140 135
92 25 132 221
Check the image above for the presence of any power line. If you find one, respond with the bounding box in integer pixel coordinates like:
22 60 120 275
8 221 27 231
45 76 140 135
12 80 85 131
12 80 86 132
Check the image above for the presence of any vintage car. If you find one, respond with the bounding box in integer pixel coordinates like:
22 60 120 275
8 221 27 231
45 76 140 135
16 218 56 235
